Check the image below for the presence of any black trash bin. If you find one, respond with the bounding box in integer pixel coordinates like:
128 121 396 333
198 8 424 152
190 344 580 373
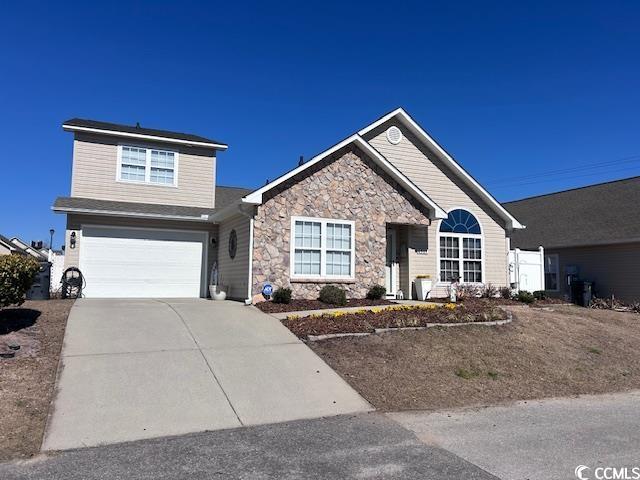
571 280 594 307
26 261 51 300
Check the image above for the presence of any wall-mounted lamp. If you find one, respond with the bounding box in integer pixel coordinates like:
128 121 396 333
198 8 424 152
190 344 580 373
70 231 77 249
211 237 217 248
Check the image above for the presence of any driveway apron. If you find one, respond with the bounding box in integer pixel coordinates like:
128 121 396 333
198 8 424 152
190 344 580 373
42 299 371 450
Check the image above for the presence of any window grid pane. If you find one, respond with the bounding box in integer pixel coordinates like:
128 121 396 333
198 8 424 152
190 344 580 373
327 223 351 250
463 261 482 283
294 221 321 248
294 250 321 275
439 237 459 259
440 260 460 282
121 164 146 181
326 251 351 276
463 238 482 259
121 146 147 166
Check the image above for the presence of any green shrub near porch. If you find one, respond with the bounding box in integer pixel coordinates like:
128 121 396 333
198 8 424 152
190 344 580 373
0 255 40 308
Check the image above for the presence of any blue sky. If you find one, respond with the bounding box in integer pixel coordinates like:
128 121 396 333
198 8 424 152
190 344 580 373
1 1 639 248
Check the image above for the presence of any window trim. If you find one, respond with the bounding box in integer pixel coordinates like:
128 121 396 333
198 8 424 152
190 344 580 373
436 208 485 285
116 144 179 188
290 216 355 281
544 253 560 292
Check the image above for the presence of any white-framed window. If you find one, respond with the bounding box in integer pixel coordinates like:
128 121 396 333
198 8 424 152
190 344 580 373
291 216 355 279
117 145 178 186
438 209 483 283
544 254 559 291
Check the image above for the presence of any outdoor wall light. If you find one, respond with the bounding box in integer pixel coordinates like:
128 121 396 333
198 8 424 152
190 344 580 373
70 231 77 249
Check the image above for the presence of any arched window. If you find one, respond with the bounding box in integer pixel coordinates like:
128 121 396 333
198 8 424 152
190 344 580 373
439 209 483 283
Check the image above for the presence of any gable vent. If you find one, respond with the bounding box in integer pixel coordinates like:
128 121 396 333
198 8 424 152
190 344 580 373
386 126 403 145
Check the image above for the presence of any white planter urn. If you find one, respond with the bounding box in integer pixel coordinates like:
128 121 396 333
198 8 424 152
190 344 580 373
415 278 433 301
210 285 227 301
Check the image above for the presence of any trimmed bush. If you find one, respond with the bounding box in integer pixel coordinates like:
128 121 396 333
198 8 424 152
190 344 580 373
0 255 40 308
319 285 347 306
517 290 535 304
366 285 386 300
271 287 292 304
533 290 547 300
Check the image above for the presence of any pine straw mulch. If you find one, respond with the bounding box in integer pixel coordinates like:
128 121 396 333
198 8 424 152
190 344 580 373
0 299 74 461
309 305 640 411
281 301 508 339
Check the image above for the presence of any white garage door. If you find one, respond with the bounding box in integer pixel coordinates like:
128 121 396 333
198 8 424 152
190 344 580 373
79 226 206 298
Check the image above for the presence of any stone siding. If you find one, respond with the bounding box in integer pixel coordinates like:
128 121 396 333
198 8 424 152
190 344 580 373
252 147 431 299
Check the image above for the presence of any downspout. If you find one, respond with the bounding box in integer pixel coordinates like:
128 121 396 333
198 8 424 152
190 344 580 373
238 202 256 305
246 217 254 305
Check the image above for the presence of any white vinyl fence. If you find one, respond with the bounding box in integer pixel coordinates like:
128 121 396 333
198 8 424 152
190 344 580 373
508 246 545 293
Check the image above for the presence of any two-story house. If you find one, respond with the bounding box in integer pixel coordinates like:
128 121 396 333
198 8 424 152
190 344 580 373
54 109 524 301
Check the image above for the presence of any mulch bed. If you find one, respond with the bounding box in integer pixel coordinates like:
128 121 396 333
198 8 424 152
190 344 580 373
256 298 393 313
0 299 74 461
281 301 508 339
430 296 566 306
310 305 640 412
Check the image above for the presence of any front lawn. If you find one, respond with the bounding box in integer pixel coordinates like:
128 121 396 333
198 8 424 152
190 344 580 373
310 305 640 411
0 299 73 461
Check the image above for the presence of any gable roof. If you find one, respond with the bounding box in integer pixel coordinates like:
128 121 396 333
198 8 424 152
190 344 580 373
0 234 26 254
63 118 228 150
504 176 640 249
358 108 524 230
242 134 448 219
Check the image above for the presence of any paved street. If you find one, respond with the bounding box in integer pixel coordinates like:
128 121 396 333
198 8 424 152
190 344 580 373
2 413 497 480
390 390 640 480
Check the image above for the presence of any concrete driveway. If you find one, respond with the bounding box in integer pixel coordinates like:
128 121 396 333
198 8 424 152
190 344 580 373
390 391 640 480
43 299 371 451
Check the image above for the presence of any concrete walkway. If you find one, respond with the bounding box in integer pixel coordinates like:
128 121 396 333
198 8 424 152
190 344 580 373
269 300 434 320
390 390 640 480
43 299 371 451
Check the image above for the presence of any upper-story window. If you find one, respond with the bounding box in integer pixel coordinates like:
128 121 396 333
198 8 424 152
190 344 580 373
118 145 178 186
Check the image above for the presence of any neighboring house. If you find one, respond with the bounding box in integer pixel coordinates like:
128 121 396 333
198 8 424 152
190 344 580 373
0 234 27 256
4 237 47 260
53 109 524 301
505 176 640 303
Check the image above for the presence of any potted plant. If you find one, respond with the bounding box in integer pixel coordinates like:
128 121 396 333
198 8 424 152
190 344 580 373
414 274 432 301
209 262 227 301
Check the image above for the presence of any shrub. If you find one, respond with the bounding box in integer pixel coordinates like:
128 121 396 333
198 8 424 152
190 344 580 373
533 290 547 300
499 286 512 299
366 285 386 300
271 287 292 304
456 284 480 299
319 285 347 306
0 255 40 308
517 290 535 304
480 283 498 298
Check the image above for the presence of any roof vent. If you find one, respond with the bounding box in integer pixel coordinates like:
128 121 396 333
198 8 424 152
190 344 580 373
386 126 402 145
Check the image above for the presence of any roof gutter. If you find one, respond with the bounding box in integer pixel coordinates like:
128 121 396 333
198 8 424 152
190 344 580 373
52 206 212 222
62 124 228 150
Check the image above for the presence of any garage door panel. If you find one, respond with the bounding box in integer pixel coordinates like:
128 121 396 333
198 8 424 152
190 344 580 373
79 227 205 298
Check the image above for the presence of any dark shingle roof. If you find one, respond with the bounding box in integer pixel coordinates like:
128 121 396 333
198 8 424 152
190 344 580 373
52 186 253 221
63 118 227 148
215 185 253 208
504 176 640 249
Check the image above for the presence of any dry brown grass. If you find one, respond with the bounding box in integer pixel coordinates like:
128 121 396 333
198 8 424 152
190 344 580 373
310 305 640 411
0 299 73 461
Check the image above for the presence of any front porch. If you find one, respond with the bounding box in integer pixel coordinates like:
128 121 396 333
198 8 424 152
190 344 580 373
385 223 433 300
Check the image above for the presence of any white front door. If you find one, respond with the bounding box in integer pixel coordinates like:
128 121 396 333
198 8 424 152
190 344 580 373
79 226 207 298
385 229 397 298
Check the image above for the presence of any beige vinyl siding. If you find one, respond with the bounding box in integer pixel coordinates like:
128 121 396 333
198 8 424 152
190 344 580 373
70 133 216 208
550 242 640 303
217 214 251 301
365 123 509 297
0 243 11 255
64 214 218 281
